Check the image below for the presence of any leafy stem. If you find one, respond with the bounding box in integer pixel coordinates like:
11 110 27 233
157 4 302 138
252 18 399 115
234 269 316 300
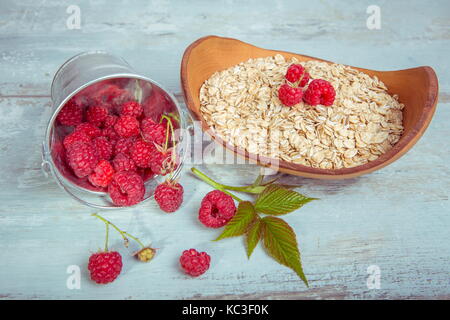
190 166 317 286
190 168 243 202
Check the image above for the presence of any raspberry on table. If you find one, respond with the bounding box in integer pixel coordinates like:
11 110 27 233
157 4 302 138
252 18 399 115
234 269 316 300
154 181 184 213
278 84 303 107
119 101 143 118
56 99 83 126
303 79 336 106
63 130 91 150
112 153 136 172
114 137 136 156
134 247 156 262
88 160 114 188
114 115 140 138
92 136 113 161
74 122 102 139
179 249 211 277
67 141 98 178
88 251 122 284
108 171 145 206
86 105 109 127
130 139 155 168
198 190 236 228
141 118 167 145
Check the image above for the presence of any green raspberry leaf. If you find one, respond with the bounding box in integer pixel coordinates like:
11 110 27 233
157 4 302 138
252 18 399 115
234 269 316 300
255 184 317 215
214 201 257 241
246 217 262 258
261 216 308 286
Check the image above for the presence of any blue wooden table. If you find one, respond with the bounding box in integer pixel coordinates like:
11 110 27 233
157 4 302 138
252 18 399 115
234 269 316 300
0 0 448 299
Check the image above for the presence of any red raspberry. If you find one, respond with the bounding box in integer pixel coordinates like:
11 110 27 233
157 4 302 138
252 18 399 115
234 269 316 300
285 64 310 87
88 251 122 284
56 99 83 126
67 141 98 178
179 249 211 277
154 181 184 213
103 115 118 128
119 101 143 118
198 190 236 228
137 167 155 182
303 79 336 106
130 139 155 168
141 118 167 145
299 72 310 87
74 123 102 138
278 84 303 107
102 126 120 143
114 137 136 156
91 84 132 109
108 171 145 206
149 149 172 175
86 105 109 127
112 153 136 172
63 130 90 150
114 115 140 138
92 136 113 160
88 160 114 188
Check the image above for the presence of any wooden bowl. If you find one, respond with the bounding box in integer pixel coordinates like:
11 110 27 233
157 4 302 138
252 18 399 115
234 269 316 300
180 35 439 179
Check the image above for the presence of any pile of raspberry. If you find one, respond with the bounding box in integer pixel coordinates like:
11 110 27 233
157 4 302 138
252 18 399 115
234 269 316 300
278 64 336 107
56 85 174 207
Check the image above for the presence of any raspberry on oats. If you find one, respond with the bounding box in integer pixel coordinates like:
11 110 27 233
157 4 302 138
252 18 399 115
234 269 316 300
285 64 309 86
303 79 336 106
278 84 303 107
57 99 83 126
108 171 145 206
114 115 140 138
88 160 114 188
199 55 404 169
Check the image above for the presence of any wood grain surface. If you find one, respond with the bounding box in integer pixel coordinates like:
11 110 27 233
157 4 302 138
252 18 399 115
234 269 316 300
0 0 449 300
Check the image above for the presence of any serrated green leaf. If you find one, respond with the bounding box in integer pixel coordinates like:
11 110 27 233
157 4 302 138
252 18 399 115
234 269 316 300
260 216 308 286
214 201 257 241
246 217 261 258
255 184 317 215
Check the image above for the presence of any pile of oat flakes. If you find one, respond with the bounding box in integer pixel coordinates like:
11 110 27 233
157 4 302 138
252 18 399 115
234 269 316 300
199 54 404 169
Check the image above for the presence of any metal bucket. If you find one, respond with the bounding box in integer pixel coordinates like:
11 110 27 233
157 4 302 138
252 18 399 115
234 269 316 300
42 51 189 209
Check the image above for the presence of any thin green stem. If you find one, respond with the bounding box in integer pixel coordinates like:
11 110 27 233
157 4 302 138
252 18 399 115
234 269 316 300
104 223 109 251
191 168 243 202
92 213 145 249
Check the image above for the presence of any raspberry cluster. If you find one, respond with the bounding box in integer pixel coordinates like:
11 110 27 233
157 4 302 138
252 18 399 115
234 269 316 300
278 63 336 107
56 83 178 207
